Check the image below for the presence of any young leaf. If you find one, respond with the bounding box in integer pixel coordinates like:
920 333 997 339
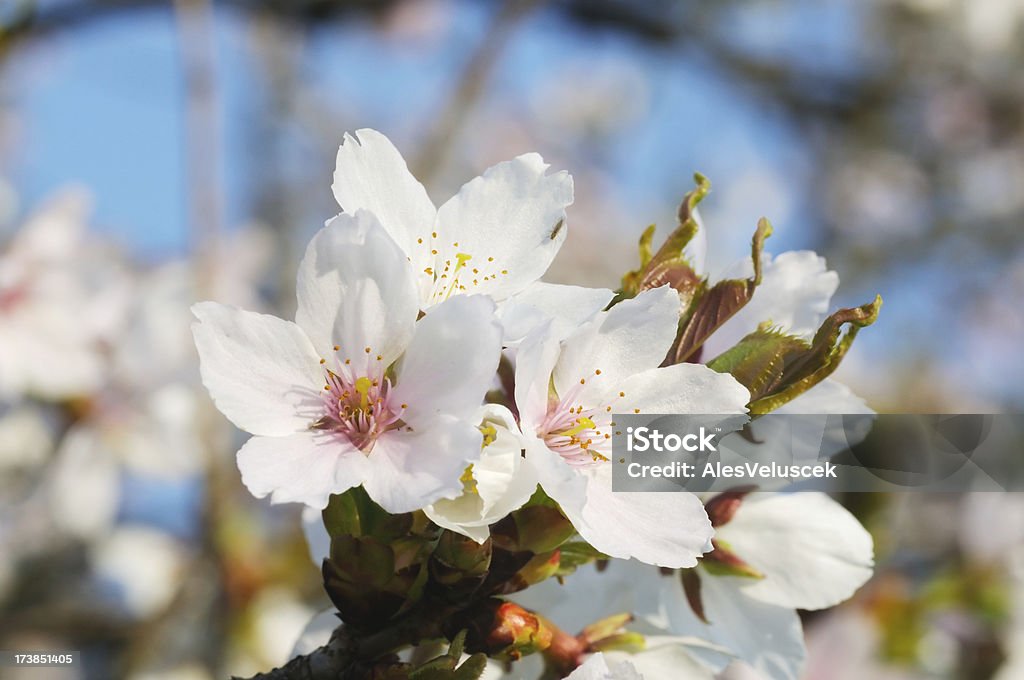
619 173 709 304
671 218 773 363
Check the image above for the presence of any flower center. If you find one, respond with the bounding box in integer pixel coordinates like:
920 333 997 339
313 351 406 452
417 233 510 303
539 370 631 468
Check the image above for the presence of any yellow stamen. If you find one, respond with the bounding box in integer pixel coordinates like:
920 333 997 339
460 464 478 494
556 417 596 438
479 424 498 448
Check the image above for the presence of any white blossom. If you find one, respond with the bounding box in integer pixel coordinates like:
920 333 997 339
332 129 573 310
193 211 502 512
514 286 751 568
424 404 538 543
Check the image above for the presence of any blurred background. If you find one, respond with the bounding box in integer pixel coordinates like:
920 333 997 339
0 0 1023 678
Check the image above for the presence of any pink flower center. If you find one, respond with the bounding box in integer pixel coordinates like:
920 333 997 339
540 372 629 468
314 363 406 453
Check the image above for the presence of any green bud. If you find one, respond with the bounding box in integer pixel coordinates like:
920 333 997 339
430 531 492 587
322 486 414 541
588 632 646 655
484 602 553 660
580 612 632 645
511 550 562 589
491 505 575 554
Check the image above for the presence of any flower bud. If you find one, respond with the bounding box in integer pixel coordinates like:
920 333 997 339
451 600 554 661
491 505 575 554
487 602 554 660
430 530 492 587
511 550 562 590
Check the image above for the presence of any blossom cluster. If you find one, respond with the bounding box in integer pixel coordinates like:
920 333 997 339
192 129 880 679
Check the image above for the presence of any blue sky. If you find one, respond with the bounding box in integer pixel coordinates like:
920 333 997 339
2 0 1016 407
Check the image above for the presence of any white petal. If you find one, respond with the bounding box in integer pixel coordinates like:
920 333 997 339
509 561 725 677
553 287 680 401
472 428 535 517
236 431 369 509
192 302 323 437
716 492 874 610
362 416 483 513
513 326 563 432
704 251 838 358
394 294 502 428
497 282 614 346
424 504 492 543
607 644 716 680
434 153 573 301
662 572 806 680
331 129 436 270
295 211 419 369
772 379 875 458
567 653 644 680
545 461 713 568
511 559 665 637
619 363 751 415
425 405 536 543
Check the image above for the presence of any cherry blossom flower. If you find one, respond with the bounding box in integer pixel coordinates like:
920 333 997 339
424 404 539 543
514 286 751 568
663 492 874 679
332 129 573 310
193 210 503 512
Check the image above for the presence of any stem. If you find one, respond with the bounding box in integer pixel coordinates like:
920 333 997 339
232 601 585 679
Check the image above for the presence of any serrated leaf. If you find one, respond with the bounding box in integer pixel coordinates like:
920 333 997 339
671 217 773 364
705 295 882 413
749 292 884 411
706 326 809 401
452 654 488 680
748 295 882 414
